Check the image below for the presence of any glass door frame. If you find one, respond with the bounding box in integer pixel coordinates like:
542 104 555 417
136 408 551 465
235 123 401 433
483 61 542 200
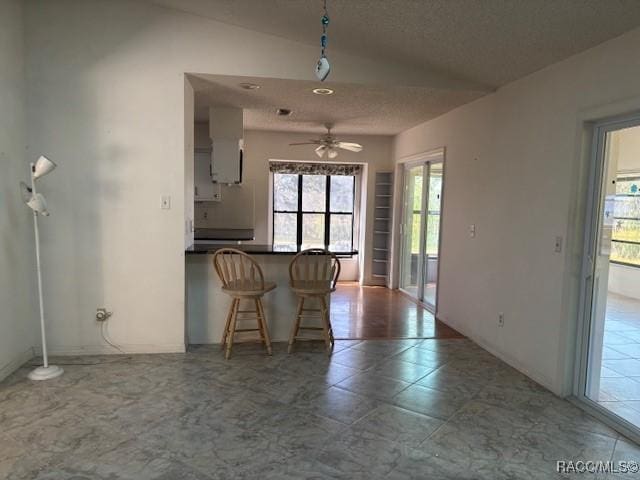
398 150 445 314
422 161 443 311
573 112 640 444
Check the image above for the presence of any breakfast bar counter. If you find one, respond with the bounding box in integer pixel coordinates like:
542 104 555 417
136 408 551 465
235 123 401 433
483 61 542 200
185 244 357 344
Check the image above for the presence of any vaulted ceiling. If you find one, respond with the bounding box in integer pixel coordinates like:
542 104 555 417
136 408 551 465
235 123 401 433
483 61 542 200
152 0 640 88
167 1 640 134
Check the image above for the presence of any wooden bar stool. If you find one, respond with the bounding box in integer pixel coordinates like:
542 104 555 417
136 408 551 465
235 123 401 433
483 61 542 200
212 248 275 359
288 249 341 355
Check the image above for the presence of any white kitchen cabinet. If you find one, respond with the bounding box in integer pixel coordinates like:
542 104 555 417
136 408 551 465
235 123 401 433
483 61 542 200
194 150 215 201
211 139 242 184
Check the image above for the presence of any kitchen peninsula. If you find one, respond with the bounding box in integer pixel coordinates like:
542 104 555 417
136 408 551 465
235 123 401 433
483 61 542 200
185 244 358 344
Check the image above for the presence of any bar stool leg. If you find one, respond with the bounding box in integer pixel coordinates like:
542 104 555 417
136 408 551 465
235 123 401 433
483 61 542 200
256 298 272 355
320 296 333 355
288 297 304 353
324 294 335 347
225 297 239 360
221 298 237 349
254 298 267 349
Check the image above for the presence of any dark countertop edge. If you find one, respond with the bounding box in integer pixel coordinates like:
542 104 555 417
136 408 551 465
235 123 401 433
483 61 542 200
185 244 358 256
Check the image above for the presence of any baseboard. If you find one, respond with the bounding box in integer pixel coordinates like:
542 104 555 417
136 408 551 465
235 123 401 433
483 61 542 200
34 344 186 356
435 315 558 396
0 347 35 382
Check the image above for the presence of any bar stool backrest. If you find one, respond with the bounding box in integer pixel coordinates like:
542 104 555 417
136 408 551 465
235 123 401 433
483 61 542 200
289 248 341 291
213 248 265 291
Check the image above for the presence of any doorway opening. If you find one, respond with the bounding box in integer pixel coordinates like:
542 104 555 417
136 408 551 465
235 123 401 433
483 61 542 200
399 152 444 313
577 115 640 442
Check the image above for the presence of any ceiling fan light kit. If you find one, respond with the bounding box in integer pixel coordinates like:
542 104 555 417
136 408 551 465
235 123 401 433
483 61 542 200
290 123 363 159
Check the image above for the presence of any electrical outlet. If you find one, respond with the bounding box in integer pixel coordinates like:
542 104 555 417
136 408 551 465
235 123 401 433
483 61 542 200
96 308 112 322
498 312 505 327
469 224 476 238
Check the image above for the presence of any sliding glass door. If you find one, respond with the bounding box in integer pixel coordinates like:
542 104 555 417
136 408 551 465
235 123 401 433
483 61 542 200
576 115 640 443
400 164 424 299
399 160 444 311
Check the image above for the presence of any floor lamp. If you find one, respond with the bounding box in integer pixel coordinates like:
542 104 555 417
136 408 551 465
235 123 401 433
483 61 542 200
20 155 63 381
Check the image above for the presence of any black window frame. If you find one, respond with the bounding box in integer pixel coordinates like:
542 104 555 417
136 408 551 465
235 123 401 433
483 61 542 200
611 173 640 268
272 173 356 254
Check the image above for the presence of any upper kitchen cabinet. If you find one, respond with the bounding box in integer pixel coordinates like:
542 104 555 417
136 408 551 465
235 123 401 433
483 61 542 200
210 107 243 184
194 149 216 201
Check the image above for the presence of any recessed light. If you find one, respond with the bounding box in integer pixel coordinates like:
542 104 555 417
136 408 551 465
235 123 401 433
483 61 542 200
238 82 261 90
276 108 292 116
312 88 334 95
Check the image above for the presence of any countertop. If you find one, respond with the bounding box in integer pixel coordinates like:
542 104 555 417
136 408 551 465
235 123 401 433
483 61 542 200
185 244 358 256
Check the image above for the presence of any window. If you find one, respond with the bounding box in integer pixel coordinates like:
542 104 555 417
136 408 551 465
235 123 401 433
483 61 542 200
273 173 355 252
611 173 640 266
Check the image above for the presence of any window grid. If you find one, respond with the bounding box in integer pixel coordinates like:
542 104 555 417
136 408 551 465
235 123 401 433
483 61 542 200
611 173 640 268
273 174 355 252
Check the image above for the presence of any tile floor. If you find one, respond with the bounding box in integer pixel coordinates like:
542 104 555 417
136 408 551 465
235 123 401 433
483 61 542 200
1 339 638 479
599 292 640 428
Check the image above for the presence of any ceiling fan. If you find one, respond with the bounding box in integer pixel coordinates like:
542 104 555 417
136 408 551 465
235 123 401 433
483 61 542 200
289 123 363 159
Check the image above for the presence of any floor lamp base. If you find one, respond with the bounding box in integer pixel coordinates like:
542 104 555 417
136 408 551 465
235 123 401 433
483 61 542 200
28 365 64 381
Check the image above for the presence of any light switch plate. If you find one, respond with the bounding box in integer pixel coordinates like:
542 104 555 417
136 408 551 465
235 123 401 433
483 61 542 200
555 236 563 253
161 195 171 210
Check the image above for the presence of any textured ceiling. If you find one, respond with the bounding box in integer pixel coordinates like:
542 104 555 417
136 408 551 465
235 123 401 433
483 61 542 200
190 74 483 135
151 0 640 88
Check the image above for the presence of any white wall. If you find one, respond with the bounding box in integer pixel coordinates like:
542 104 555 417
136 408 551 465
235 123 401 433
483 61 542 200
393 27 640 395
0 0 37 379
22 0 405 354
184 78 195 248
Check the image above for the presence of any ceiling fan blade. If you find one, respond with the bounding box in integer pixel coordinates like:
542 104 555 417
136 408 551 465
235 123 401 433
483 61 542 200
289 141 322 146
337 142 363 152
315 145 327 158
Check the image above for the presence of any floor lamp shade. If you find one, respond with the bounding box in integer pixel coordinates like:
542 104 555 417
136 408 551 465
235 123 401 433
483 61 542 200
20 182 50 216
33 155 57 179
28 194 50 216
